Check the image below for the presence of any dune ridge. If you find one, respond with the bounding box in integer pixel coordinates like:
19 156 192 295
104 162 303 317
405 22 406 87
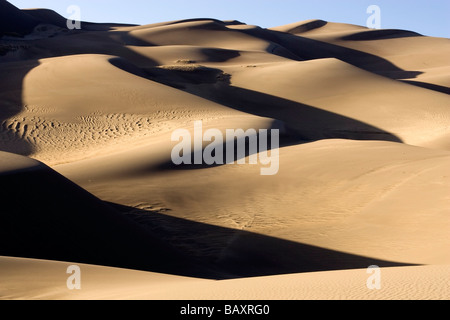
1 256 449 300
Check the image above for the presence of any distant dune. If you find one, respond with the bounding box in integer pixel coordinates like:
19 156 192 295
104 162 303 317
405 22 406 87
0 0 449 300
0 0 39 36
22 8 69 29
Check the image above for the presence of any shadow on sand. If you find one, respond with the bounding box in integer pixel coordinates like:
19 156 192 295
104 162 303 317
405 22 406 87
0 16 427 281
111 202 416 279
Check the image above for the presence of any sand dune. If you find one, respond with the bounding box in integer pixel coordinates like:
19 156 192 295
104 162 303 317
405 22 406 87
0 0 39 36
0 1 449 300
56 139 450 272
222 59 450 147
275 19 450 91
0 151 219 278
23 8 71 29
1 256 448 300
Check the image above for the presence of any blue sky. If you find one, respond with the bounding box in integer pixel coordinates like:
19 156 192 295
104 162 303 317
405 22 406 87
9 0 450 38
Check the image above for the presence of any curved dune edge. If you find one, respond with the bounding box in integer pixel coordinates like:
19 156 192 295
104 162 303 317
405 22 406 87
1 256 448 300
57 139 450 268
0 150 43 175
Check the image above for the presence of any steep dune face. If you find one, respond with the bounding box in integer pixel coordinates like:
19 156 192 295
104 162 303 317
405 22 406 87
0 151 215 278
22 9 70 29
0 3 449 299
0 0 39 36
272 19 450 91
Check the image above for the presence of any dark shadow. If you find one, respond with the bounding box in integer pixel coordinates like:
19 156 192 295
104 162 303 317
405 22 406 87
109 56 150 78
24 7 138 31
341 29 422 41
147 18 252 30
145 18 244 28
0 163 225 279
25 29 159 64
1 3 427 82
111 203 417 279
401 80 450 95
145 65 230 87
201 85 403 143
112 49 240 84
143 65 403 148
254 28 424 80
23 8 73 29
153 18 232 27
0 163 416 280
81 22 139 31
0 59 38 155
0 22 159 64
119 63 404 173
157 119 295 171
0 0 39 37
200 47 241 62
280 19 328 34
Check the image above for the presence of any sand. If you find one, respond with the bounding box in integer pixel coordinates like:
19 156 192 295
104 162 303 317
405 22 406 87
0 0 449 300
1 256 449 300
